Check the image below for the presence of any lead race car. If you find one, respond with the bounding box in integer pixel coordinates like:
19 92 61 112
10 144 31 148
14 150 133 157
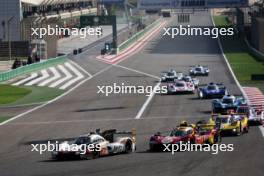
198 82 228 99
161 69 183 82
167 80 195 94
51 129 136 160
212 95 247 113
189 65 209 76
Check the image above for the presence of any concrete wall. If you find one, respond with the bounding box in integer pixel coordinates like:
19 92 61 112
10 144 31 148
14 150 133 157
251 17 264 53
0 0 22 41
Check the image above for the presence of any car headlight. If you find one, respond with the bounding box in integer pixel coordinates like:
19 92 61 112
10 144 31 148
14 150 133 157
232 129 237 132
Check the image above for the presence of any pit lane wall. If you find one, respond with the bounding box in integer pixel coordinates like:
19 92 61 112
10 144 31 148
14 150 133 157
0 55 67 82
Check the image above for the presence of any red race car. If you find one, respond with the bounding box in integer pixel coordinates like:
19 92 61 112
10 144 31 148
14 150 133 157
149 121 195 151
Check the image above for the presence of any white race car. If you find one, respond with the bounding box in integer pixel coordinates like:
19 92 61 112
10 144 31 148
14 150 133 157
51 129 136 160
167 80 195 94
189 65 209 76
161 69 183 82
181 75 199 88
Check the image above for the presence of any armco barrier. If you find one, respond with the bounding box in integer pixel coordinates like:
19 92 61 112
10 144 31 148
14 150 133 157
245 38 264 62
0 55 67 82
118 19 160 52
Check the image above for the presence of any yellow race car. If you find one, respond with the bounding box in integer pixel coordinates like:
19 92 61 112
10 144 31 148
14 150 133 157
209 114 249 136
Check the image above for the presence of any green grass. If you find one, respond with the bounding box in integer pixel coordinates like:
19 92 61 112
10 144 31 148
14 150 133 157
0 116 11 123
213 16 264 93
0 85 31 104
10 86 65 106
0 84 65 106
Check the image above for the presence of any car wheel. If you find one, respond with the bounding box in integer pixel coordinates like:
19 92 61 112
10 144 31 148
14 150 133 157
125 141 132 153
80 153 92 160
214 134 221 143
198 91 203 99
149 145 157 152
92 151 100 159
243 125 249 133
236 124 242 136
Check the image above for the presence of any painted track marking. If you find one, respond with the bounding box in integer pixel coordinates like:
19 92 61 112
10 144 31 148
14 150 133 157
38 67 61 86
12 73 38 86
49 64 73 88
25 70 49 86
135 82 161 119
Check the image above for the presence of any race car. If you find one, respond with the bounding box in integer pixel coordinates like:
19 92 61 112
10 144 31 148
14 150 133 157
167 80 195 94
198 83 228 99
181 75 199 88
149 121 195 151
209 114 249 136
51 129 136 160
194 122 221 145
212 95 247 113
161 69 183 82
189 65 209 76
236 105 264 124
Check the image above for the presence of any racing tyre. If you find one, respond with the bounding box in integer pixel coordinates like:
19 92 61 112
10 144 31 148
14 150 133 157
198 91 203 99
125 141 132 153
243 125 249 133
92 151 100 159
80 153 93 160
214 134 222 143
236 123 242 136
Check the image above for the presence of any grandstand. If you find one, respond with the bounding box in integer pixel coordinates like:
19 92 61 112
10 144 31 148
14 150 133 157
0 0 98 59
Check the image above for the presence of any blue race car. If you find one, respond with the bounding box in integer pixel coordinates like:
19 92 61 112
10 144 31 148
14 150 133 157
212 95 247 113
198 83 228 99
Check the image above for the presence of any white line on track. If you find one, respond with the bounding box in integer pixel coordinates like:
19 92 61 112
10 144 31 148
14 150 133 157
0 64 115 126
135 82 161 119
12 73 38 86
114 64 160 80
38 67 61 86
25 69 49 86
211 11 264 139
69 60 92 77
49 64 72 88
59 62 84 90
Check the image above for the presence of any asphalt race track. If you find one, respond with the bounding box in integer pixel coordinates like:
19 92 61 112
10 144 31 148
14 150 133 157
0 11 263 176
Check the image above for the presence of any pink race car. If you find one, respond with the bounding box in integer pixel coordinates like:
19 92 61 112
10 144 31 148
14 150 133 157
167 80 195 94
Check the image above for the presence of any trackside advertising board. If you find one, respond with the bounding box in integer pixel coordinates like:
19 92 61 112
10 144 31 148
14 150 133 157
138 0 248 9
